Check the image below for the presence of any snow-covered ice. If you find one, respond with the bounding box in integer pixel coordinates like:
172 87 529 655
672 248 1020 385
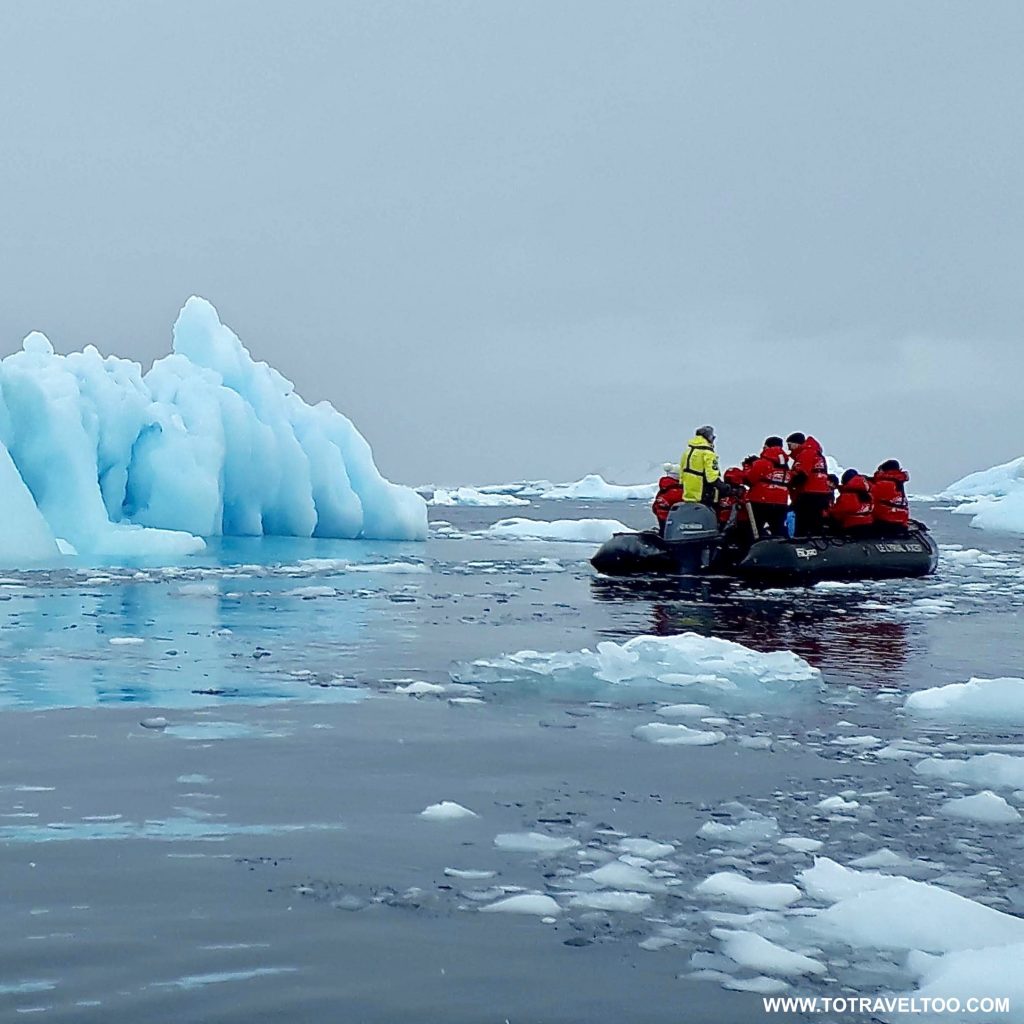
428 487 530 507
0 296 426 565
485 518 631 543
537 475 656 501
568 891 654 912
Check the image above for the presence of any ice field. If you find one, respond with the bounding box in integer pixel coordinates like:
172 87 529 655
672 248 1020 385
1 485 1023 1021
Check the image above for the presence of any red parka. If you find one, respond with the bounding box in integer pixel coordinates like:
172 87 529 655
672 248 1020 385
872 468 911 526
745 446 791 505
830 474 874 530
718 467 749 526
653 476 684 525
788 437 832 496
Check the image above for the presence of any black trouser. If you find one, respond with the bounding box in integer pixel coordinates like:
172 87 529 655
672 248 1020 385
792 493 831 536
749 503 788 538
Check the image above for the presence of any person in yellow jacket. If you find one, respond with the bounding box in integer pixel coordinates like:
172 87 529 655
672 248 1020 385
679 425 726 506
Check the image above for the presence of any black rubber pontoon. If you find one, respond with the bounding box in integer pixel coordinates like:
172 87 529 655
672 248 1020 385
590 503 939 584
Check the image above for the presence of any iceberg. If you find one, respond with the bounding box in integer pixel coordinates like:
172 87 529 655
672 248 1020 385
428 487 530 507
485 517 632 542
940 457 1024 534
0 297 426 563
538 475 656 501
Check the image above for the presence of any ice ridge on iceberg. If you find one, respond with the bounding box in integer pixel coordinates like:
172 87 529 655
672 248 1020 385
0 297 426 563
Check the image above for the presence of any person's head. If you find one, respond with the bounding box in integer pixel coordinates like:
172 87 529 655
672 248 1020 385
764 436 784 449
878 459 901 473
662 463 679 480
841 468 859 485
695 424 716 444
742 455 757 468
785 431 806 451
827 474 840 489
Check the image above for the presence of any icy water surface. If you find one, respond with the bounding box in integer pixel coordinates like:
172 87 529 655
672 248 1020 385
1 501 1022 1021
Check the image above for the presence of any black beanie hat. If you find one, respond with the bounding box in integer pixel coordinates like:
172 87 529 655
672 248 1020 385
786 432 806 445
765 436 784 448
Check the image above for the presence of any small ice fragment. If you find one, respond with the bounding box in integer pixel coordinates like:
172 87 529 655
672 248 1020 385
140 717 169 730
419 801 477 821
479 894 561 916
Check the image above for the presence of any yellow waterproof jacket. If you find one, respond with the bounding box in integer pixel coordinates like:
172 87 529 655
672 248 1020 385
679 436 721 504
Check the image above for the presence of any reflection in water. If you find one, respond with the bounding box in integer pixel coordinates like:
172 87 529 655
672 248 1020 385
589 576 918 684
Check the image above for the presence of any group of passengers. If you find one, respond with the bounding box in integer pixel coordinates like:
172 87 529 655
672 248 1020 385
653 426 911 539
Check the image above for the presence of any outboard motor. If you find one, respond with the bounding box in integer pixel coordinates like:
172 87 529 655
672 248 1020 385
662 502 720 572
590 502 720 576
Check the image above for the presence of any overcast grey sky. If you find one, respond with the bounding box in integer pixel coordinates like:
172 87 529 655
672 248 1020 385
1 1 1021 490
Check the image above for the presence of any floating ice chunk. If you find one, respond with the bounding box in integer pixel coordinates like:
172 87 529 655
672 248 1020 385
444 868 496 880
583 861 665 893
969 489 1024 535
939 791 1021 824
902 943 1024 1017
616 838 675 859
454 632 820 704
109 637 145 646
486 517 632 543
721 975 791 994
699 816 780 845
568 891 654 912
139 717 169 730
816 796 860 812
419 802 478 821
538 475 657 501
656 703 713 719
634 723 725 746
778 837 823 854
850 849 918 870
804 862 1024 954
695 872 801 910
712 928 826 977
905 677 1024 724
479 894 561 916
344 561 430 574
494 833 580 855
284 586 337 598
429 487 530 507
915 753 1024 791
396 681 447 696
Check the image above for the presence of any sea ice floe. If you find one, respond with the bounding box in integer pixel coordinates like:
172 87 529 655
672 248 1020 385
493 832 580 855
905 677 1024 724
939 791 1021 824
581 861 666 893
695 872 802 910
568 891 654 913
616 838 675 859
479 894 561 916
712 928 826 977
633 723 725 746
428 487 530 507
485 518 632 543
778 837 823 854
453 633 820 706
915 753 1024 790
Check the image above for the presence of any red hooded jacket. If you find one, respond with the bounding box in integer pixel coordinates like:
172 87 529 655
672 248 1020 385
872 468 910 526
745 446 791 505
830 474 874 529
717 467 749 526
652 476 684 524
789 437 832 496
